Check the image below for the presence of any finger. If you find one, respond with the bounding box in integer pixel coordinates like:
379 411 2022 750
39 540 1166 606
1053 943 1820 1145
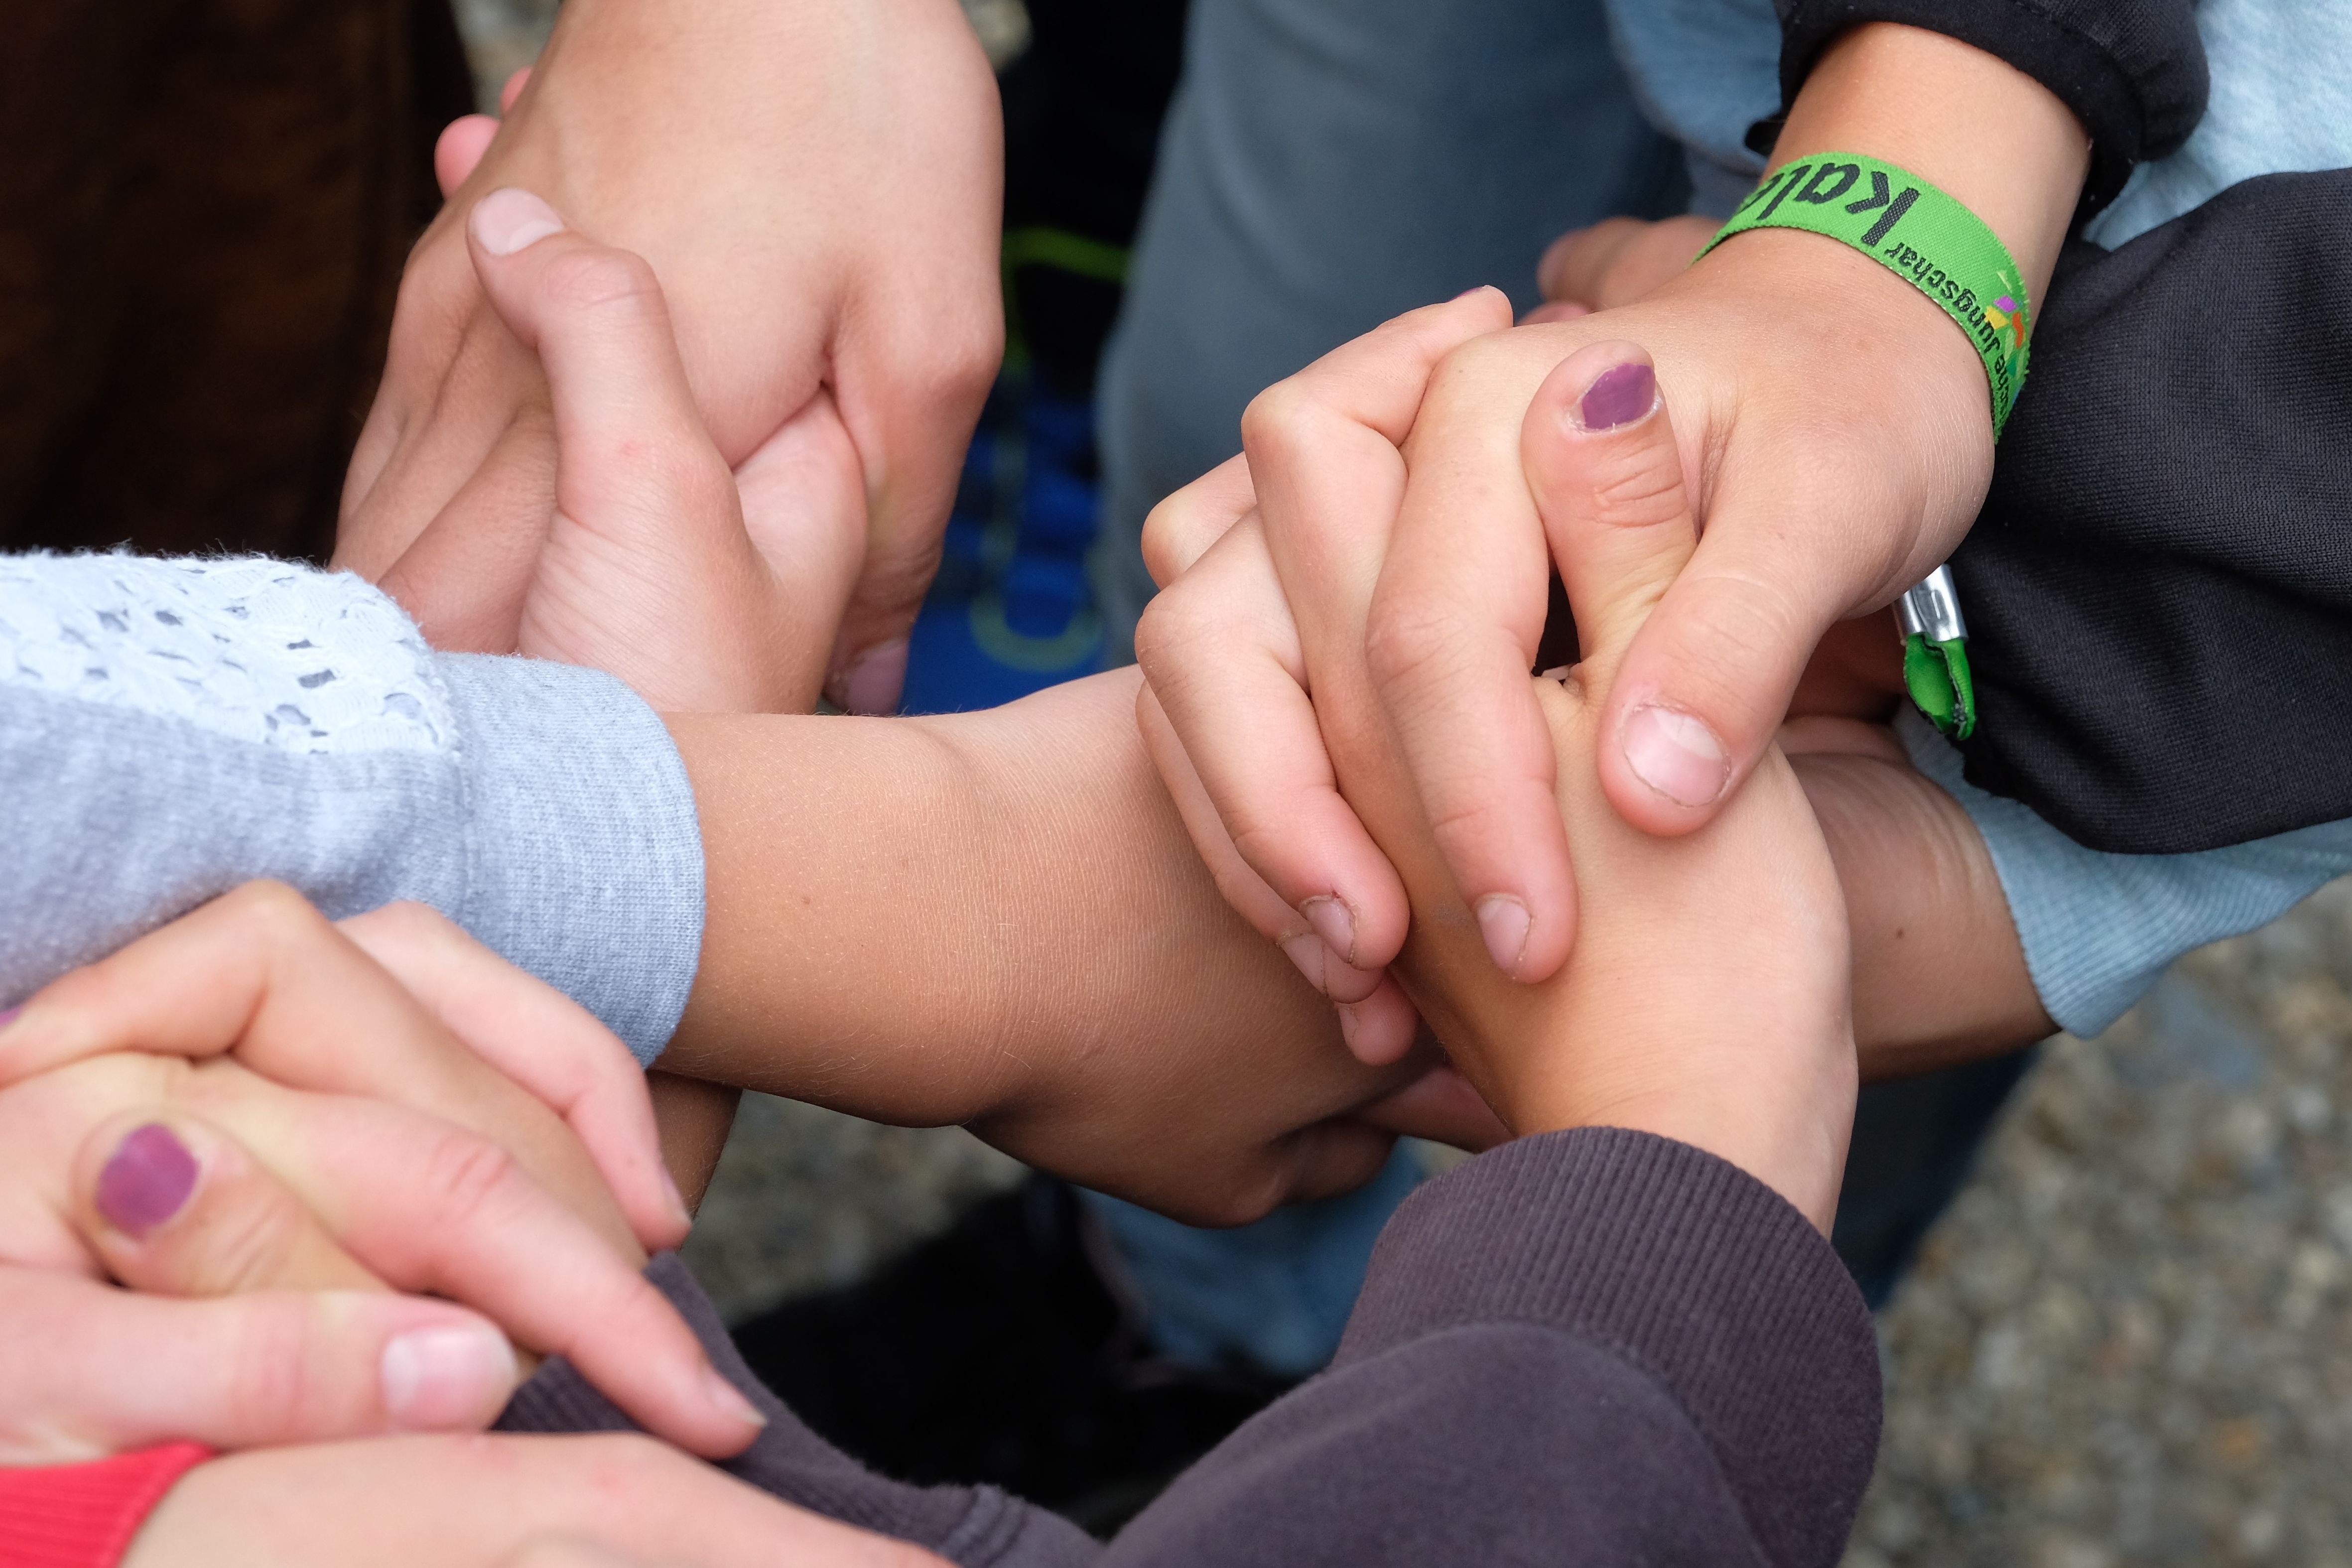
1537 215 1718 310
466 189 737 540
1135 682 1393 1011
1141 453 1256 586
1354 1063 1513 1152
1136 516 1412 975
181 1079 766 1459
1365 334 1575 984
0 1266 519 1461
74 1112 386 1296
1160 290 1516 974
1270 1117 1403 1207
341 235 555 646
1596 450 1858 838
824 195 1006 715
466 188 798 713
338 902 691 1253
1537 218 1640 301
501 1543 658 1568
435 115 502 199
1521 341 1696 667
0 883 640 1257
370 395 559 653
70 1107 534 1429
1332 976 1422 1068
1518 299 1592 326
730 387 868 712
148 1432 947 1568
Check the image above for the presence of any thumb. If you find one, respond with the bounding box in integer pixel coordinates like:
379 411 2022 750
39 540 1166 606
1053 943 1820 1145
1596 450 1847 837
1519 341 1697 673
464 188 737 545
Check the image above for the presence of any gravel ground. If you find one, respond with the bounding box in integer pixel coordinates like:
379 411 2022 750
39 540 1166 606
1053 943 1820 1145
1849 883 2352 1568
678 1093 1024 1324
442 5 2352 1556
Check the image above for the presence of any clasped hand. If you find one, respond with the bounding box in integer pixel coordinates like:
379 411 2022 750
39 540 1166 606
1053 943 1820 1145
1138 299 1858 1228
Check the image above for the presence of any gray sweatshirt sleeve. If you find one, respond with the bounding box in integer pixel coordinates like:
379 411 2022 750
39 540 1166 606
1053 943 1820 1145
0 553 703 1065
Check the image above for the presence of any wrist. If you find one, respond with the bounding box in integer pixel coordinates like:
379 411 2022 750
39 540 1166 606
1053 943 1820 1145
1771 23 2089 308
1513 1044 1856 1234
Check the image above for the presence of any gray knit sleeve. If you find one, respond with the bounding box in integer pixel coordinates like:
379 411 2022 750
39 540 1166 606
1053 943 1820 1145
0 553 703 1064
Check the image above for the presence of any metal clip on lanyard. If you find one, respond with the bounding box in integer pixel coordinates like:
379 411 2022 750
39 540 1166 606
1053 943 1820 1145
1897 564 1975 740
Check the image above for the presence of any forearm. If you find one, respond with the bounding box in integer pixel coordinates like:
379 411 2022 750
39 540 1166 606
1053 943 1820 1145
659 668 1352 1126
1773 22 2090 306
1797 743 2052 1080
0 556 700 1063
1775 0 2205 206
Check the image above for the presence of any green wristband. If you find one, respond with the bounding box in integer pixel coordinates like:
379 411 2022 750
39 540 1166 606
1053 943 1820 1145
1697 152 2031 437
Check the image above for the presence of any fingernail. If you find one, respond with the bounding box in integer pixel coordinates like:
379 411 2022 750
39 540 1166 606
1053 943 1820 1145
1280 934 1329 995
1475 896 1532 978
96 1123 200 1237
704 1365 768 1431
1301 897 1356 967
471 187 565 256
0 1006 20 1032
1572 362 1657 432
382 1323 520 1428
1335 1002 1365 1059
1452 284 1493 301
839 640 909 716
1621 703 1730 807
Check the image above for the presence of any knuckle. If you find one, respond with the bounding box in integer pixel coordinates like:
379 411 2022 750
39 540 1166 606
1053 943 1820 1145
1582 442 1691 533
414 1129 532 1232
1131 590 1200 670
1238 380 1316 462
539 247 662 317
173 1183 312 1295
219 880 330 946
1363 593 1471 699
223 1297 324 1435
1139 494 1202 581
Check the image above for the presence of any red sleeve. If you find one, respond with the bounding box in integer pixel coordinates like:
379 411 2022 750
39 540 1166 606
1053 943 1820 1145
0 1443 213 1568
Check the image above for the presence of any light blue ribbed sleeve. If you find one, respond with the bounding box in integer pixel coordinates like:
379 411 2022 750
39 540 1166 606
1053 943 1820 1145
0 553 703 1065
1898 711 2352 1038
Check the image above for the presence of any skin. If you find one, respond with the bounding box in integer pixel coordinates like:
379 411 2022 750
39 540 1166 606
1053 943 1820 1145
335 0 1003 715
1156 332 1864 1227
1137 301 2052 1096
1145 22 2092 1009
0 887 762 1460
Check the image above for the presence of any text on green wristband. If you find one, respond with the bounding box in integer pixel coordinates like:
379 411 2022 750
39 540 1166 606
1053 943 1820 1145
1702 153 2030 436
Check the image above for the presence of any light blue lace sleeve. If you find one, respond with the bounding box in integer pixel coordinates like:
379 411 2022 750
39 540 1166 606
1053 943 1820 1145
0 553 703 1065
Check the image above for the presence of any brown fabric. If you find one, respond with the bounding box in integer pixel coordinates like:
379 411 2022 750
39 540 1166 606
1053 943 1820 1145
0 0 474 562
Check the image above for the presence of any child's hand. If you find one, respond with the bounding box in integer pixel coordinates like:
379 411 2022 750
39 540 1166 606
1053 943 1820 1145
336 0 1002 715
1526 214 1720 318
1149 339 1856 1224
443 188 864 714
1142 23 2088 994
0 883 763 1461
123 1429 943 1568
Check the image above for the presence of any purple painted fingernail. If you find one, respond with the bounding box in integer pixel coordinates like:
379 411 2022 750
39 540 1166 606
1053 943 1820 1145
97 1124 199 1238
1575 362 1657 432
0 1006 20 1031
